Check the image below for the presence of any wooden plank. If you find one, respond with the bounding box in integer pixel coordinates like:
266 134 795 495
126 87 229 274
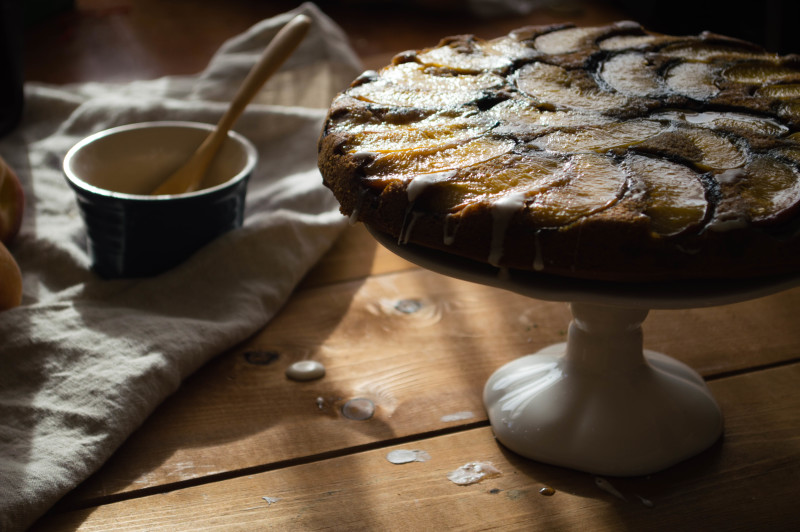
58 268 800 506
59 269 572 506
34 364 800 531
645 289 800 377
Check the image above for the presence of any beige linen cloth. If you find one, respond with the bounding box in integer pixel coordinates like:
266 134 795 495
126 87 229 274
0 4 361 530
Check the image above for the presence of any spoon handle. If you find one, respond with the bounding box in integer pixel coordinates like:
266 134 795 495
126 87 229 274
151 13 311 195
217 13 312 135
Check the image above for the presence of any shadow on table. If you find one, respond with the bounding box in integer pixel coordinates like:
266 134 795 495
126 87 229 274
47 227 384 516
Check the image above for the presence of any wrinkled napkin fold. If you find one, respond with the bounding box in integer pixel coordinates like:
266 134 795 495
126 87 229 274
0 4 361 530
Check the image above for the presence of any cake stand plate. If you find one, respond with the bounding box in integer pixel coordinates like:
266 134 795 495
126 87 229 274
367 226 800 476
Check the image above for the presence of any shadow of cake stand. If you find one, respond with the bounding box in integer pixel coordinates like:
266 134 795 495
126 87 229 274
368 225 800 476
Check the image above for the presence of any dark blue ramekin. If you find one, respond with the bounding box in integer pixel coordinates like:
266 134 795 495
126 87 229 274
63 121 258 278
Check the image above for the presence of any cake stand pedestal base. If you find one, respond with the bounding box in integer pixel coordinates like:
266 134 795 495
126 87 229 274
366 225 800 476
484 302 723 476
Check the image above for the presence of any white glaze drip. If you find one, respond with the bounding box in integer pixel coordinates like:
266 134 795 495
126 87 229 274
406 170 456 202
488 191 528 266
399 210 423 244
707 215 748 232
533 230 544 271
348 208 359 226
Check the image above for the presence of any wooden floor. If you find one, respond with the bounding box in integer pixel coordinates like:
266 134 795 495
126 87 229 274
24 1 800 530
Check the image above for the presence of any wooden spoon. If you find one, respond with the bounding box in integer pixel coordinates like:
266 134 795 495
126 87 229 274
151 14 312 195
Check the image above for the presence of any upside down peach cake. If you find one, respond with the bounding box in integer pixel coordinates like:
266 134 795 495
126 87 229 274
318 22 800 281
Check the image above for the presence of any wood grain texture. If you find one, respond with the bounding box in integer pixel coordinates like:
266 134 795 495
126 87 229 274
34 364 800 531
300 224 416 288
57 265 800 507
22 1 800 530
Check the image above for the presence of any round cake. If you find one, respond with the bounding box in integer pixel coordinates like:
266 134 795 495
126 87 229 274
318 21 800 281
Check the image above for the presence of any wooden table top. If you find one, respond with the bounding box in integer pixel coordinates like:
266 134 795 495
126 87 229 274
24 1 800 530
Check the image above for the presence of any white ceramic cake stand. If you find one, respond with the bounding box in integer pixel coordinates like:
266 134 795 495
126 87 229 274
368 226 800 476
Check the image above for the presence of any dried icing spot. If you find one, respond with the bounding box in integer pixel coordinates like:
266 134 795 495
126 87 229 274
386 449 431 464
262 496 281 506
636 494 655 508
285 360 326 381
595 477 627 501
394 298 422 314
342 398 375 420
447 462 502 485
366 298 443 326
440 411 475 422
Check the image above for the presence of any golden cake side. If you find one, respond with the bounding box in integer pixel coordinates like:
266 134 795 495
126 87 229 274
318 21 800 281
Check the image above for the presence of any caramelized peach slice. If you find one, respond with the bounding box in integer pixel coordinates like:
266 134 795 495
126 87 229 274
380 62 505 92
530 119 664 154
723 61 800 84
445 153 565 206
365 137 515 177
598 34 667 51
416 41 513 73
756 83 800 99
664 62 720 100
348 63 505 108
683 128 746 170
481 35 538 63
342 113 494 153
626 155 708 235
652 110 789 137
527 153 626 226
715 157 800 226
516 62 629 112
600 52 663 97
533 26 607 55
486 99 615 131
348 81 462 108
706 117 787 137
660 42 770 62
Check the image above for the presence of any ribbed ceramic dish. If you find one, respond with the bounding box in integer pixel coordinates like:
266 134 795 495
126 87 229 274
64 121 258 278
